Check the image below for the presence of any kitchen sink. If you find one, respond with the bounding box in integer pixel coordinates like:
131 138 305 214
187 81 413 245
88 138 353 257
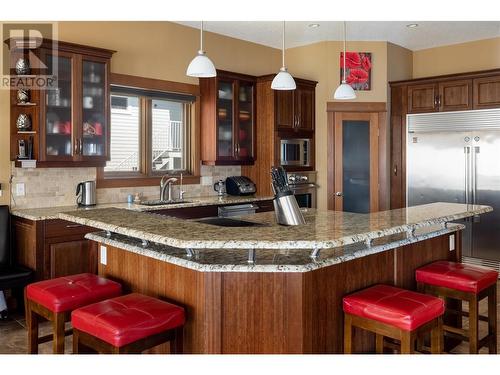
139 199 192 206
195 217 268 227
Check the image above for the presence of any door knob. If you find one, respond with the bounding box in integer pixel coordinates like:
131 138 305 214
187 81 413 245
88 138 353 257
335 192 343 197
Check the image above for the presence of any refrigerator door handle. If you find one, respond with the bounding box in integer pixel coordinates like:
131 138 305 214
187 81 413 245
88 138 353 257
473 146 480 205
464 146 471 205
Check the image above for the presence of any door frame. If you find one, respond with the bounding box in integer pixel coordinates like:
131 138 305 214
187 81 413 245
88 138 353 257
326 102 387 211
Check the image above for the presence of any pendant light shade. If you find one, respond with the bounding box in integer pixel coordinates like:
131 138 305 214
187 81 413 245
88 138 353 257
187 21 216 78
334 82 356 100
334 21 356 100
272 21 296 90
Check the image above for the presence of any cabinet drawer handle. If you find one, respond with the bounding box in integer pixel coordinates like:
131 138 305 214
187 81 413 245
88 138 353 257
65 224 83 228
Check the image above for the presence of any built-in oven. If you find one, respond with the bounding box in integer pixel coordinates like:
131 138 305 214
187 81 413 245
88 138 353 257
280 138 311 167
287 171 318 208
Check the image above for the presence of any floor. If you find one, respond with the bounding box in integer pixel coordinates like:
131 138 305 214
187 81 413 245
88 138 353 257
1 281 499 354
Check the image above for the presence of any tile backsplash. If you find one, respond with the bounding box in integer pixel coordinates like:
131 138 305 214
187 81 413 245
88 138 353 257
10 162 241 209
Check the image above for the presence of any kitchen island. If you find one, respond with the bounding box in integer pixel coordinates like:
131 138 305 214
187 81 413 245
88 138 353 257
59 202 491 354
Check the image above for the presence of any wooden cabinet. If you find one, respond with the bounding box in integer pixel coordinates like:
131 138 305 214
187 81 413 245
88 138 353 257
11 216 98 280
275 90 295 130
407 80 472 113
46 239 96 279
200 70 256 165
276 82 316 132
241 76 317 196
473 75 500 109
7 38 114 167
439 79 472 111
390 69 500 209
408 83 439 113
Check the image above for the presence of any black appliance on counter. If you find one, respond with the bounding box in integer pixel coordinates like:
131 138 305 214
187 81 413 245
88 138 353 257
225 176 256 196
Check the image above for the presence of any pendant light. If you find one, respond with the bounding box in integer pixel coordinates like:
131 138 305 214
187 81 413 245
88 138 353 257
186 21 216 78
334 21 356 100
271 21 296 90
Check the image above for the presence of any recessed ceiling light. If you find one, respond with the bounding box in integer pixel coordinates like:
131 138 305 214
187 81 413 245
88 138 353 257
308 23 320 28
406 23 419 28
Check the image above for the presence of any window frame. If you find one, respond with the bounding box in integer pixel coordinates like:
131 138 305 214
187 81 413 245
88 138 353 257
97 73 201 188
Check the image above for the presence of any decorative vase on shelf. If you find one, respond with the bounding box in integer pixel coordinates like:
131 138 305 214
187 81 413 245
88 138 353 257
16 113 32 131
15 58 30 75
17 89 30 104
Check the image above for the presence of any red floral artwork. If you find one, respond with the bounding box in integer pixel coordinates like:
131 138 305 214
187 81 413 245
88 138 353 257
340 52 372 90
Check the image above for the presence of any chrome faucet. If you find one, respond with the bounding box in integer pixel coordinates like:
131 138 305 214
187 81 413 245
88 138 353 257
160 176 178 202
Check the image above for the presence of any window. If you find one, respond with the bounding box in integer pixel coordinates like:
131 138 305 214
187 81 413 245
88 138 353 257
104 84 196 178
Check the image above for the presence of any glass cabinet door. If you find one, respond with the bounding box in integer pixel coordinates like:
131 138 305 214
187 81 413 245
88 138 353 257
45 54 73 159
236 81 254 161
216 80 234 159
81 59 107 158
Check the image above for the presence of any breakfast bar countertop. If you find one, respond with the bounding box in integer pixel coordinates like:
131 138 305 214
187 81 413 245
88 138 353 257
59 202 492 250
10 195 274 221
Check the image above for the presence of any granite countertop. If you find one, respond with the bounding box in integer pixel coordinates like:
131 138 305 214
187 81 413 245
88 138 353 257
10 195 274 221
59 202 492 250
86 223 465 272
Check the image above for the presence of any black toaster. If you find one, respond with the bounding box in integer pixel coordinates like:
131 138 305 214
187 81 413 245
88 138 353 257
225 176 256 196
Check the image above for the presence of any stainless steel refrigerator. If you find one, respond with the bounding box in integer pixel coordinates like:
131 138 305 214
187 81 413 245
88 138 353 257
407 109 500 272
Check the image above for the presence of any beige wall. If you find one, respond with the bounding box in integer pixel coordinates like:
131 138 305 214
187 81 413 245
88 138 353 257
0 21 281 207
413 37 500 78
1 21 498 209
287 41 388 210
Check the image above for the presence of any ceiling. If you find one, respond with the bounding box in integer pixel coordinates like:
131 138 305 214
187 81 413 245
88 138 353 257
176 21 500 51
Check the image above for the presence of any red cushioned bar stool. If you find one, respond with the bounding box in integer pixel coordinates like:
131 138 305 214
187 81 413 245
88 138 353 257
71 293 185 354
343 284 445 354
25 273 122 354
416 260 498 354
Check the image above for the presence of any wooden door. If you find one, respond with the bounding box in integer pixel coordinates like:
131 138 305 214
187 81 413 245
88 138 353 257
46 238 97 279
473 75 500 109
295 85 314 131
407 83 439 113
438 79 472 112
275 90 295 130
332 112 379 212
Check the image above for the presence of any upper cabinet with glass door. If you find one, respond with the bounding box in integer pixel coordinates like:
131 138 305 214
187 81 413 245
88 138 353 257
200 70 256 165
80 57 109 162
43 52 75 161
8 39 115 167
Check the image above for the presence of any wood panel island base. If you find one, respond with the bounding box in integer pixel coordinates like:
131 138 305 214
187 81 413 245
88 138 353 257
91 232 457 354
56 202 492 354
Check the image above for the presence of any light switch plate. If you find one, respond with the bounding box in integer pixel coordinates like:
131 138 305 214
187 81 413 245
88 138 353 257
449 234 455 251
16 183 25 196
100 245 107 265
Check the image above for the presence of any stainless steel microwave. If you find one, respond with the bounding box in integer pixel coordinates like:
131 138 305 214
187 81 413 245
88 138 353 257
280 138 311 167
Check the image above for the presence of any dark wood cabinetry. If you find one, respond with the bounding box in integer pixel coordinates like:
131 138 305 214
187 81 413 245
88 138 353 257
12 216 98 280
473 75 500 109
200 70 256 165
439 79 472 111
390 69 500 209
6 38 114 167
407 80 472 113
275 81 316 132
242 76 317 196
